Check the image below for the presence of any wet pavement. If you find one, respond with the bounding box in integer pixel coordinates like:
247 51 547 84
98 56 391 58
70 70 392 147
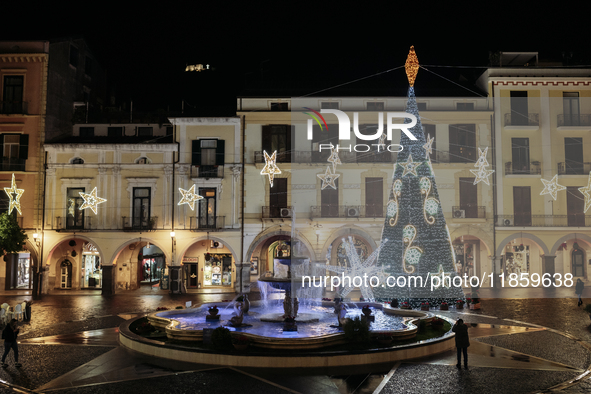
0 290 589 393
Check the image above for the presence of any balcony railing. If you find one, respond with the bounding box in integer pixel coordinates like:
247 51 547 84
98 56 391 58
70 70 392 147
254 151 394 164
122 216 158 231
190 216 225 231
557 114 591 127
496 215 591 227
262 206 294 219
558 162 591 175
0 101 28 115
451 206 486 219
310 205 387 218
504 161 541 175
504 113 539 127
1 158 26 172
53 216 92 231
191 165 224 178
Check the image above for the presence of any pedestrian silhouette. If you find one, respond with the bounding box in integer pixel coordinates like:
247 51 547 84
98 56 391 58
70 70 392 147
575 278 584 307
452 318 470 370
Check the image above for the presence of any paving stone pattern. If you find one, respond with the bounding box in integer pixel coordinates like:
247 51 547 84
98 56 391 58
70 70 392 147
475 330 591 370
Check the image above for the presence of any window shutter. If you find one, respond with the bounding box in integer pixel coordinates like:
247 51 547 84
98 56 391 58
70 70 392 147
465 124 476 161
192 140 201 166
0 135 4 158
19 134 29 160
262 126 271 153
215 140 225 165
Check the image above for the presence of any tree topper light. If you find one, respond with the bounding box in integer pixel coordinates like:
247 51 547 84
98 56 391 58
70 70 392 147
4 173 24 215
260 150 282 187
178 184 203 211
79 187 107 214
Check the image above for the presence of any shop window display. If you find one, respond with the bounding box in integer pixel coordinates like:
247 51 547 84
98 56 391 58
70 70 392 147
203 254 232 287
81 243 101 288
16 253 30 289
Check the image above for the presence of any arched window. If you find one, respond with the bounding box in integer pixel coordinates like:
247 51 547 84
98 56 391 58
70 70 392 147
70 157 84 164
135 156 151 164
572 243 585 277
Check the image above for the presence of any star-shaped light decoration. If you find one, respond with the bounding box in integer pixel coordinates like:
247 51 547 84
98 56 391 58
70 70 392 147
68 199 76 216
474 147 490 168
318 166 340 190
423 133 434 160
319 237 388 301
327 146 342 171
470 166 495 185
178 184 204 211
3 173 24 215
398 153 422 177
260 150 282 187
540 174 566 200
79 187 107 214
578 172 591 213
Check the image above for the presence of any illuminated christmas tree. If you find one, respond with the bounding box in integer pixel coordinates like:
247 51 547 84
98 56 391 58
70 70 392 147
374 47 465 306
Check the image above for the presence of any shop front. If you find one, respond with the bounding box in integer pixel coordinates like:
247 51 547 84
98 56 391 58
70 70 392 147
203 253 232 287
81 243 102 288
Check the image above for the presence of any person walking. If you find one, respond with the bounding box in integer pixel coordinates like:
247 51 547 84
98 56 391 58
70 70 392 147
2 319 21 368
576 278 585 307
452 318 470 370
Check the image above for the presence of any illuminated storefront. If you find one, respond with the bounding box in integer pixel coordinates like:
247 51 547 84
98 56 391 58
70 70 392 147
81 243 101 288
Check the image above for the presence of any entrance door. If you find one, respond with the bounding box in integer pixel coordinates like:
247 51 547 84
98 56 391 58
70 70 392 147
60 260 72 289
187 263 199 288
572 248 585 277
513 186 531 226
460 177 477 218
365 177 383 217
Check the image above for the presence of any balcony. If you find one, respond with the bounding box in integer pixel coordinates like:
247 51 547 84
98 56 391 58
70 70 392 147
557 114 591 127
262 206 294 219
504 113 539 127
122 216 158 232
557 162 591 175
190 216 225 231
1 158 26 172
310 205 386 219
504 161 541 175
0 101 28 115
496 215 591 227
451 206 486 219
53 216 93 231
191 165 224 178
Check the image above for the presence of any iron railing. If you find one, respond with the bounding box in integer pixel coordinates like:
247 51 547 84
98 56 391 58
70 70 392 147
190 216 225 230
262 206 294 219
0 101 28 115
1 158 26 172
496 215 591 227
122 216 158 231
451 206 486 219
504 113 539 126
54 216 92 231
557 114 591 127
504 161 541 175
309 205 387 218
558 162 591 175
191 165 224 178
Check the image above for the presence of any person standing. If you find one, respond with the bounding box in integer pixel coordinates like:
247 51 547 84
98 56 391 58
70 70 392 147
452 319 469 370
2 319 21 367
576 278 585 307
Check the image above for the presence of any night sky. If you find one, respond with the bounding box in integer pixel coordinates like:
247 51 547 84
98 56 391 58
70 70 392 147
2 1 589 112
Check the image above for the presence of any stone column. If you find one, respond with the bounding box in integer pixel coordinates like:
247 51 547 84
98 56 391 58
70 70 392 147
492 256 503 288
234 262 251 293
101 265 115 295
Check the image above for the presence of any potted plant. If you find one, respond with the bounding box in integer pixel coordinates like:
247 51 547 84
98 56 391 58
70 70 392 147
0 213 27 291
440 302 449 311
421 302 429 311
469 292 481 310
156 306 169 311
400 301 411 310
232 335 250 351
431 317 445 330
456 300 465 309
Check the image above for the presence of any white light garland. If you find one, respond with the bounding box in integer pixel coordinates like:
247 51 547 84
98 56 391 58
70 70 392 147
579 172 591 213
178 184 204 211
540 174 566 201
3 173 24 215
260 150 282 187
79 187 107 214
